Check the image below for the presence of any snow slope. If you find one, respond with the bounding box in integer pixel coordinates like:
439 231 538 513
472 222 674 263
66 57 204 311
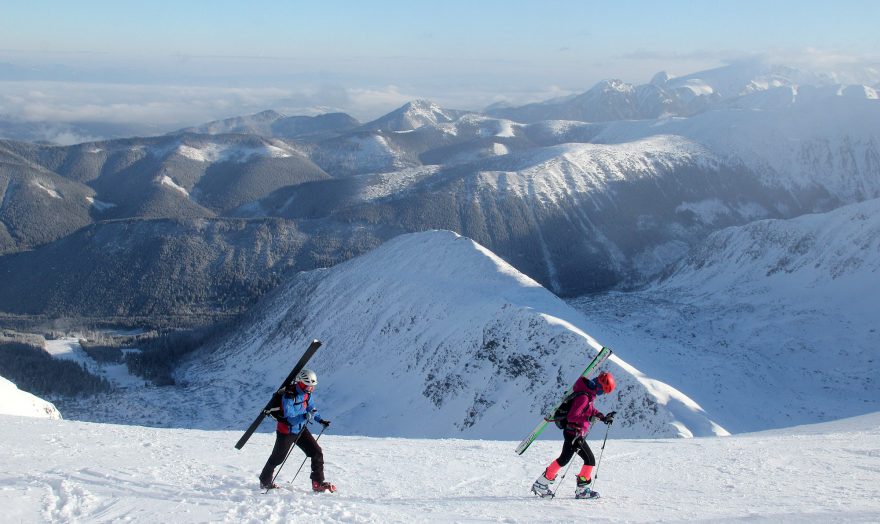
474 135 720 206
591 95 880 201
0 376 61 419
177 230 723 439
59 231 724 438
570 198 880 433
1 413 878 523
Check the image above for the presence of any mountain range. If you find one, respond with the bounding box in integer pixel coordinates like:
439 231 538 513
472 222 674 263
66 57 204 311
0 61 878 327
58 230 726 438
571 197 880 433
54 197 878 438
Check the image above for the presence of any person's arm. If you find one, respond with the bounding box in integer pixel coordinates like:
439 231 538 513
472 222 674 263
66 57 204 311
310 398 330 427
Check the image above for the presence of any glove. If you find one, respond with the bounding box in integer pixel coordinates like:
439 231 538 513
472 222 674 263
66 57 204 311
319 419 331 428
603 411 617 425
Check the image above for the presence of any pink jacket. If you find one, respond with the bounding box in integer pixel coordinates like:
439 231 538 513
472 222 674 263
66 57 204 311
565 377 603 436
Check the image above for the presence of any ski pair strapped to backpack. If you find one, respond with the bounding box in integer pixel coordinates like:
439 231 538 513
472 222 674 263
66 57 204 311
234 339 322 450
514 346 612 455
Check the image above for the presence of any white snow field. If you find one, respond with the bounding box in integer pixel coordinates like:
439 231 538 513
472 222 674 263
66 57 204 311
0 377 61 419
2 413 878 523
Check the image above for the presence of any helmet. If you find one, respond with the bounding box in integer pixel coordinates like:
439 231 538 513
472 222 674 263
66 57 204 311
597 371 615 393
295 369 318 389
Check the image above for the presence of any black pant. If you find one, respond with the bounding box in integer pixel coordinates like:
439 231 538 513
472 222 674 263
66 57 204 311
555 430 595 467
260 428 324 483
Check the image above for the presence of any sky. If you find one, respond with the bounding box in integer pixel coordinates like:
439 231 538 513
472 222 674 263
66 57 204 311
1 0 879 139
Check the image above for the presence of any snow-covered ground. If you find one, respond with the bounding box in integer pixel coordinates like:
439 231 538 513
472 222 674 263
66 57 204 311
0 377 61 419
1 413 878 523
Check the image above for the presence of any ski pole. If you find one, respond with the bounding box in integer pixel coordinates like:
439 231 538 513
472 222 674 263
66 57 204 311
289 424 327 483
264 426 307 493
550 428 591 499
591 421 612 491
549 455 576 499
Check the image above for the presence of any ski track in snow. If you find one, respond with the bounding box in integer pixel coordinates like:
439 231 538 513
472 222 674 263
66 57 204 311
2 414 879 523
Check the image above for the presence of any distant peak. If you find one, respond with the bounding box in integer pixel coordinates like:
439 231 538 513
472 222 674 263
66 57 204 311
363 99 461 131
592 79 633 93
253 109 283 120
402 99 442 112
651 71 674 86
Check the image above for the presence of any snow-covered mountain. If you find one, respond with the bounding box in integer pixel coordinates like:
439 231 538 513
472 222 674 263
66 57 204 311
0 376 61 419
1 61 878 329
170 110 360 139
570 198 880 433
0 142 97 253
168 230 725 439
589 94 880 202
659 197 880 294
3 413 879 522
488 60 880 123
361 99 469 132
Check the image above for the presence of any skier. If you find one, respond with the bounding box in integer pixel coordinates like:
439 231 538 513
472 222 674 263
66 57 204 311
259 368 336 492
531 371 617 499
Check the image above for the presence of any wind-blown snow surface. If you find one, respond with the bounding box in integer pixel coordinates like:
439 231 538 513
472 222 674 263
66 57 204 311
176 230 723 440
2 414 879 523
0 376 61 419
570 198 880 433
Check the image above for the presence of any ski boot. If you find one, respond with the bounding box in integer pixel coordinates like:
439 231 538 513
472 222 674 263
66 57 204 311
575 476 599 499
531 469 555 498
312 480 337 493
259 477 280 490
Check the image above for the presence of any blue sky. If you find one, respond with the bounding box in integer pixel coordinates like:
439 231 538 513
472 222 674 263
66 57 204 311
1 1 878 130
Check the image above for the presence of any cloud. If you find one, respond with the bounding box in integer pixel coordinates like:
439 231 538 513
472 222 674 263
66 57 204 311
0 81 339 128
3 46 876 145
40 128 103 146
0 78 573 137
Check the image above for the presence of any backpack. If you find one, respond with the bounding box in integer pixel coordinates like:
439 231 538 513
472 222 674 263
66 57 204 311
264 390 286 421
264 387 309 422
551 391 587 429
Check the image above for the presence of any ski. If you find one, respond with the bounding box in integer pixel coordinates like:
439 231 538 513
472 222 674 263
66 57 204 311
235 339 322 450
514 346 612 455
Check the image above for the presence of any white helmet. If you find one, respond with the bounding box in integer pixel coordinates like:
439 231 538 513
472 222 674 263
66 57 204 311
295 368 318 387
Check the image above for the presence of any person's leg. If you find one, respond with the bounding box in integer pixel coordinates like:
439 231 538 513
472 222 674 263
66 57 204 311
533 432 578 496
575 438 596 480
260 432 296 486
575 439 598 498
295 428 325 483
549 431 579 476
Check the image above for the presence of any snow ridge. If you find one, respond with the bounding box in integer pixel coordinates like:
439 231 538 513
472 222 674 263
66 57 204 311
181 230 724 439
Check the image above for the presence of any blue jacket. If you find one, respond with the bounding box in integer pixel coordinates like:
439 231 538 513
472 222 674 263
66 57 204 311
276 388 325 434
